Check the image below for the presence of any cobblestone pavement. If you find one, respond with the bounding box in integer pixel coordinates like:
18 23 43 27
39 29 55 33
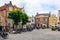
1 29 60 40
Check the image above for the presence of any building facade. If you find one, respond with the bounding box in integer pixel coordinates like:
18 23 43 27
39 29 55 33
29 16 35 25
35 13 50 28
57 10 60 27
0 1 24 30
49 14 57 28
26 15 35 28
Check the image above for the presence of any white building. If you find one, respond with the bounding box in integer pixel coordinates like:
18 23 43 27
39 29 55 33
26 15 35 28
29 15 35 25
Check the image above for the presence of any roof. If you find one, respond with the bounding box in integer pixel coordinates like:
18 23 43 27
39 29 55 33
0 1 11 11
17 7 23 10
36 13 50 16
13 5 23 10
13 5 17 9
58 10 60 12
0 3 11 11
0 1 23 11
0 5 6 11
35 13 50 18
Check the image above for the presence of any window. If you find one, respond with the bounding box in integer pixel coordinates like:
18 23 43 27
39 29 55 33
36 24 39 27
9 6 13 11
0 17 1 22
8 23 11 27
45 18 47 21
40 18 43 21
36 19 38 22
58 22 60 24
36 18 38 22
59 17 60 20
32 19 34 22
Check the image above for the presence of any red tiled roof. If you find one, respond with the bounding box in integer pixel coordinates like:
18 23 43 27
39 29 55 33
0 3 23 11
58 10 60 12
0 5 6 11
13 5 17 9
17 8 23 10
13 5 23 10
0 4 9 11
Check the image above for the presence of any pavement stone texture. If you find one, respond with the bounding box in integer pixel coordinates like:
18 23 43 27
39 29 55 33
1 29 60 40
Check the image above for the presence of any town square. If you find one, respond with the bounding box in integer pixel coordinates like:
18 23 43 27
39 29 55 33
0 29 60 40
0 0 60 40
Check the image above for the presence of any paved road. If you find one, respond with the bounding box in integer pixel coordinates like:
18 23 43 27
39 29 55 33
1 29 60 40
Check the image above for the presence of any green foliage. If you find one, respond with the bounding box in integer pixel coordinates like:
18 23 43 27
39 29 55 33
21 12 29 25
8 9 29 26
8 10 22 25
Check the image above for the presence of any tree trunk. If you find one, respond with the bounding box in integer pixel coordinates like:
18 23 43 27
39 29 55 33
14 25 18 31
21 25 23 30
16 25 18 31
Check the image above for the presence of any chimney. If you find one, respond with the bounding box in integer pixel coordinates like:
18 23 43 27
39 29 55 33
37 12 38 15
5 3 7 5
22 7 25 11
9 1 12 5
36 12 39 16
49 12 51 17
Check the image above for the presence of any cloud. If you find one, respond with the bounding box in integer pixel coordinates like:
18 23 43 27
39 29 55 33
0 0 9 6
0 0 60 16
24 0 60 16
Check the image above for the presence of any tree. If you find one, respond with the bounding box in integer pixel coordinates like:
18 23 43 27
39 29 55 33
8 9 29 30
8 10 22 30
21 12 29 25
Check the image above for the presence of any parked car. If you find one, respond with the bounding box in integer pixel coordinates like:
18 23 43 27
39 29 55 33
57 27 60 31
30 25 35 30
12 29 21 34
51 26 57 31
23 25 27 32
16 29 21 33
36 26 40 29
26 25 33 31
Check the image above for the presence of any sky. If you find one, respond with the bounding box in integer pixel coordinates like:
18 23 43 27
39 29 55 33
0 0 60 16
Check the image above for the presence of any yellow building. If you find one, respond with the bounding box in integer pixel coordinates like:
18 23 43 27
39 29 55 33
49 14 57 28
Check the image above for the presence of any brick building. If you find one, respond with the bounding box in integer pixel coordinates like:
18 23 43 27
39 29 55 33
35 13 50 28
0 1 24 30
